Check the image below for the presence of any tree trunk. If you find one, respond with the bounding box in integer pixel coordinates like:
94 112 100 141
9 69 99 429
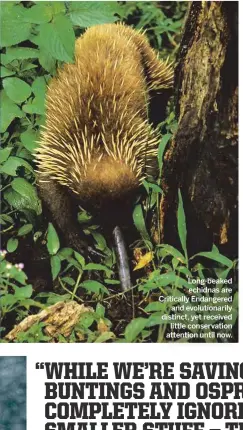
160 1 238 257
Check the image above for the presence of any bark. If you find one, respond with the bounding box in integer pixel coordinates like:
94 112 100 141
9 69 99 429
160 1 238 256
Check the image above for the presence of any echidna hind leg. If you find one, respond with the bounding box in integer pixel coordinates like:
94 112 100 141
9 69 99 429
107 23 174 90
38 179 95 256
133 31 174 90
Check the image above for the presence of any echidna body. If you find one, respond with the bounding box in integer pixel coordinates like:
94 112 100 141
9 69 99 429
35 23 173 254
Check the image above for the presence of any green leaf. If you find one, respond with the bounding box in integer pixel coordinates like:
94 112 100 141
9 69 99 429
3 77 32 104
22 98 45 115
133 204 150 241
74 251 85 268
104 279 120 285
158 133 172 174
47 223 60 255
1 4 32 47
18 224 33 237
0 91 24 132
0 147 12 163
143 180 163 195
146 313 167 327
24 3 53 24
95 303 106 318
7 238 19 253
32 77 47 98
0 66 15 78
94 332 115 343
21 130 39 153
2 48 39 64
39 15 75 63
4 189 34 213
11 178 41 214
61 276 75 286
156 244 186 263
84 263 113 277
81 280 109 295
144 302 166 312
191 250 233 268
0 156 33 176
92 232 107 251
177 189 188 261
50 255 61 280
13 285 32 300
124 317 147 342
39 50 56 74
47 1 66 15
69 2 118 27
58 248 73 259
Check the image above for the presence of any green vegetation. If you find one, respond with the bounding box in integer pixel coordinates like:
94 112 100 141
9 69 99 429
0 1 238 343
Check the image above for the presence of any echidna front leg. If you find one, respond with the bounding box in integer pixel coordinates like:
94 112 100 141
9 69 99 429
38 179 98 258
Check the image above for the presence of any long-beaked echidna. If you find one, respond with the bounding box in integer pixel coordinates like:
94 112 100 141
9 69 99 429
35 23 173 287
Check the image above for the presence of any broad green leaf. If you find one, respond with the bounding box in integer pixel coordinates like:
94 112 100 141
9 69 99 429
81 280 109 295
39 50 56 74
7 238 19 253
133 204 150 241
22 98 45 116
32 76 47 98
21 130 39 153
24 3 53 24
0 91 24 132
1 66 15 78
13 284 33 299
69 2 119 27
48 1 66 15
177 189 188 261
47 223 60 255
23 77 47 116
39 15 75 63
11 178 35 199
51 255 61 280
1 4 32 47
0 156 33 176
0 294 18 308
2 48 39 63
11 178 41 214
4 189 38 213
124 317 147 342
3 77 32 104
158 133 172 174
18 224 33 236
0 147 12 163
